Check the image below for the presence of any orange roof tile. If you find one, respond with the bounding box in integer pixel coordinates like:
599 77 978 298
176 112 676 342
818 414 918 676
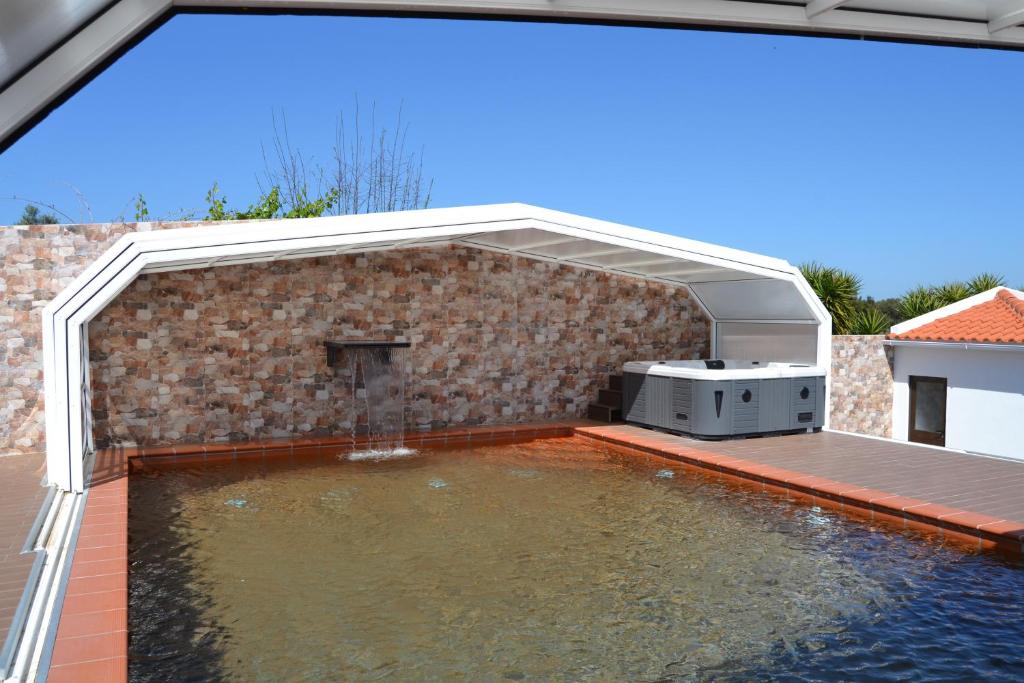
888 289 1024 345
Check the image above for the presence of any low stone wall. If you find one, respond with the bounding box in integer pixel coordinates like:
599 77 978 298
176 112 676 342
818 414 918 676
829 335 894 438
88 245 710 448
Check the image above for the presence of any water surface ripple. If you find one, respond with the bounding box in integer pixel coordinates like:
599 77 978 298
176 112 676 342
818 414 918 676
128 438 1024 682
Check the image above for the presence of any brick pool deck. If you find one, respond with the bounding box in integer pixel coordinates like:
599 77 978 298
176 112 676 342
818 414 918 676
0 451 48 663
31 421 1024 680
576 425 1024 555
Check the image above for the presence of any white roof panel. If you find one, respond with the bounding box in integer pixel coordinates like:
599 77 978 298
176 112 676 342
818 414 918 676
3 0 1024 151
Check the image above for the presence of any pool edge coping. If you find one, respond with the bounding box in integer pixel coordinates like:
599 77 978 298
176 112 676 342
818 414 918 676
573 426 1024 558
46 448 128 683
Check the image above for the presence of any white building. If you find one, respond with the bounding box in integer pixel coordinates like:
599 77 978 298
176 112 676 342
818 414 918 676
887 287 1024 460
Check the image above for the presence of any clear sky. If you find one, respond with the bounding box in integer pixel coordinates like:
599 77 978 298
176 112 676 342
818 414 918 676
1 13 1022 297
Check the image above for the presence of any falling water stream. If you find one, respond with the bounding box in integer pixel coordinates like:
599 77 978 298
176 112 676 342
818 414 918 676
348 345 411 459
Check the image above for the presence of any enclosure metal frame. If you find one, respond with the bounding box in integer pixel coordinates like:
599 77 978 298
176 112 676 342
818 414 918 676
42 203 830 492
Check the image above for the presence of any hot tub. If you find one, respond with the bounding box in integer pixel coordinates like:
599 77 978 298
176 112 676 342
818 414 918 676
622 360 826 439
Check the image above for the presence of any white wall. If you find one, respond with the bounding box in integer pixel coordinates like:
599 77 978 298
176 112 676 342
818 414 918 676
892 345 1024 460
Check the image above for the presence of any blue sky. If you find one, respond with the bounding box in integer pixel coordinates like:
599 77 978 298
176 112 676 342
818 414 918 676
1 14 1022 297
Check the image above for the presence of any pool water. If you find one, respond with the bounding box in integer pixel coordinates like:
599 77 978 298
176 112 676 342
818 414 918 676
128 438 1024 682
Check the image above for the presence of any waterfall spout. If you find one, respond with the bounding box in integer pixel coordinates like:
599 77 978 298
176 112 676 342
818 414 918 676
325 341 411 456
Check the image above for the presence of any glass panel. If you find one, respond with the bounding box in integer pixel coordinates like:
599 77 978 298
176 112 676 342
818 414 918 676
914 379 945 434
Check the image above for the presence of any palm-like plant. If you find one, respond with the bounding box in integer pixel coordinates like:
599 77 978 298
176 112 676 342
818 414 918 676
967 272 1006 295
799 262 861 334
933 281 973 307
850 307 891 335
898 286 940 320
896 272 1008 323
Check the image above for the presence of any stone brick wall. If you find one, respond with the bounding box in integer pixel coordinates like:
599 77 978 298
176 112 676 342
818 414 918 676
0 220 235 456
829 335 894 437
2 220 903 454
87 246 711 448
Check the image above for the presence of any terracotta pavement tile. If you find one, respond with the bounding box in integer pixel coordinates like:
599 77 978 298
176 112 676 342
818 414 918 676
291 446 321 459
54 609 128 640
72 546 128 564
969 505 1024 524
753 465 803 483
976 519 1024 535
723 460 773 477
61 589 128 616
233 449 265 462
47 657 128 683
139 445 177 458
50 631 127 667
489 425 519 436
870 495 929 512
936 510 1004 529
806 478 857 496
70 557 127 579
67 572 127 597
902 502 970 521
82 510 126 525
840 488 898 505
77 522 126 538
782 474 835 488
88 490 127 504
76 532 127 551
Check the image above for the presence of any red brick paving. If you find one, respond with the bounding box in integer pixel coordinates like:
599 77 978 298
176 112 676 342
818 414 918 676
47 448 127 683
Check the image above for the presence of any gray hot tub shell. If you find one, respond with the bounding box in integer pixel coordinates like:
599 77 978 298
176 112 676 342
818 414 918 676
622 360 826 439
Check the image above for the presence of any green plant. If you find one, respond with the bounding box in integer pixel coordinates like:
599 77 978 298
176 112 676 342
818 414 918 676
850 307 891 335
898 286 940 320
16 204 60 225
204 183 340 221
133 193 150 222
896 272 1008 323
799 262 862 334
967 272 1006 295
933 281 973 307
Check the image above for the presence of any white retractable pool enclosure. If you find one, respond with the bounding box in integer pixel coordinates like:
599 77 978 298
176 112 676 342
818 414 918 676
42 203 830 492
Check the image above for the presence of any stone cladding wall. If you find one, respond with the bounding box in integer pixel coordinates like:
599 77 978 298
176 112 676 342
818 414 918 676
829 335 894 438
87 246 711 448
1 222 157 454
2 221 904 454
0 220 236 455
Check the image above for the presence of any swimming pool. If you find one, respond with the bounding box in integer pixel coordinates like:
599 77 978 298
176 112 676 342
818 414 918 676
128 437 1024 682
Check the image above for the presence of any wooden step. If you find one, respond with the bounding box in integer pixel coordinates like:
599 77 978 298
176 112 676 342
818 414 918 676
608 374 623 391
598 388 622 407
586 402 622 422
